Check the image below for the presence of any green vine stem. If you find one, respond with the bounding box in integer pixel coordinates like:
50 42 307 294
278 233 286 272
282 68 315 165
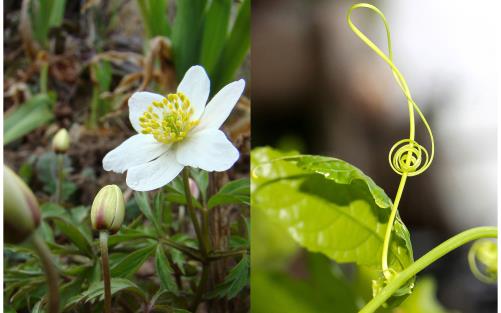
360 227 497 313
32 233 60 313
347 3 435 281
99 231 112 313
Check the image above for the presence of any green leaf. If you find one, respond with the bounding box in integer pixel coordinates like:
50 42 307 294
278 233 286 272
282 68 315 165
48 0 66 27
165 191 203 209
252 254 359 313
51 216 94 257
155 245 178 293
397 277 451 313
212 0 250 90
35 152 76 200
64 278 146 310
135 192 163 234
171 0 207 79
110 243 156 278
208 254 249 299
40 202 67 219
251 147 414 304
108 228 153 246
137 0 170 38
200 0 231 75
4 94 54 145
208 178 250 209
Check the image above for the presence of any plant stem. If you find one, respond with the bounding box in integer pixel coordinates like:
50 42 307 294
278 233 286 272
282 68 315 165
191 262 210 312
32 233 59 313
209 249 248 261
100 231 112 313
182 168 207 257
55 154 65 204
160 238 203 261
360 226 498 313
40 61 49 95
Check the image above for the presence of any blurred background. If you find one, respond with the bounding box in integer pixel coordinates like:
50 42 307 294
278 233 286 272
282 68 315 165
251 0 497 312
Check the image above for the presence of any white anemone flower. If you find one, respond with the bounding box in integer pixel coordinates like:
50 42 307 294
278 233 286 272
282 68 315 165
103 65 245 191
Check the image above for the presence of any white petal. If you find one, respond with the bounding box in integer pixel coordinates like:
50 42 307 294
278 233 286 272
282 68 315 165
126 152 184 191
103 134 169 173
196 79 245 131
176 129 239 171
129 92 165 132
177 65 210 120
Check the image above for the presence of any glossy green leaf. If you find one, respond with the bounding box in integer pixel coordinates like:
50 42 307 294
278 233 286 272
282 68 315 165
51 217 94 257
4 94 54 145
155 245 178 293
208 178 250 209
110 243 156 278
251 147 415 303
200 0 231 75
397 277 450 313
212 0 250 90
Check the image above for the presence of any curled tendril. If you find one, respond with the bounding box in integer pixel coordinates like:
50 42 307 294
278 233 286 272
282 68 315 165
389 139 431 176
468 239 498 284
347 3 435 281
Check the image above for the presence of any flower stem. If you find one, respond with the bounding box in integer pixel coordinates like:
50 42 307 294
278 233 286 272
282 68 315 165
40 61 49 95
100 231 112 313
360 226 498 313
191 262 210 312
32 233 59 313
55 154 65 204
182 168 207 257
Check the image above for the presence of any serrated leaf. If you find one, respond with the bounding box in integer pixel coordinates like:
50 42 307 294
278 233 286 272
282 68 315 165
251 147 414 305
50 216 94 257
63 278 146 310
155 245 178 294
108 228 153 246
110 244 156 278
208 178 250 209
165 192 203 209
208 255 249 299
135 192 162 234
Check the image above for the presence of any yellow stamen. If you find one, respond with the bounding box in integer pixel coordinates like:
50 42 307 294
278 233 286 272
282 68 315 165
138 92 199 144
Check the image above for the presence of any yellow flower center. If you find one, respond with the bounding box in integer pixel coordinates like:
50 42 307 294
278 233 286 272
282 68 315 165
139 92 199 144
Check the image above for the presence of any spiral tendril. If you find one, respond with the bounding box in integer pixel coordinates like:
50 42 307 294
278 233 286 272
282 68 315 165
468 239 498 284
347 3 435 281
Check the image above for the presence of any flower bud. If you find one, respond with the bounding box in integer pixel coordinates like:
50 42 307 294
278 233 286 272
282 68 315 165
52 128 70 153
189 178 200 199
4 165 41 243
91 185 125 233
